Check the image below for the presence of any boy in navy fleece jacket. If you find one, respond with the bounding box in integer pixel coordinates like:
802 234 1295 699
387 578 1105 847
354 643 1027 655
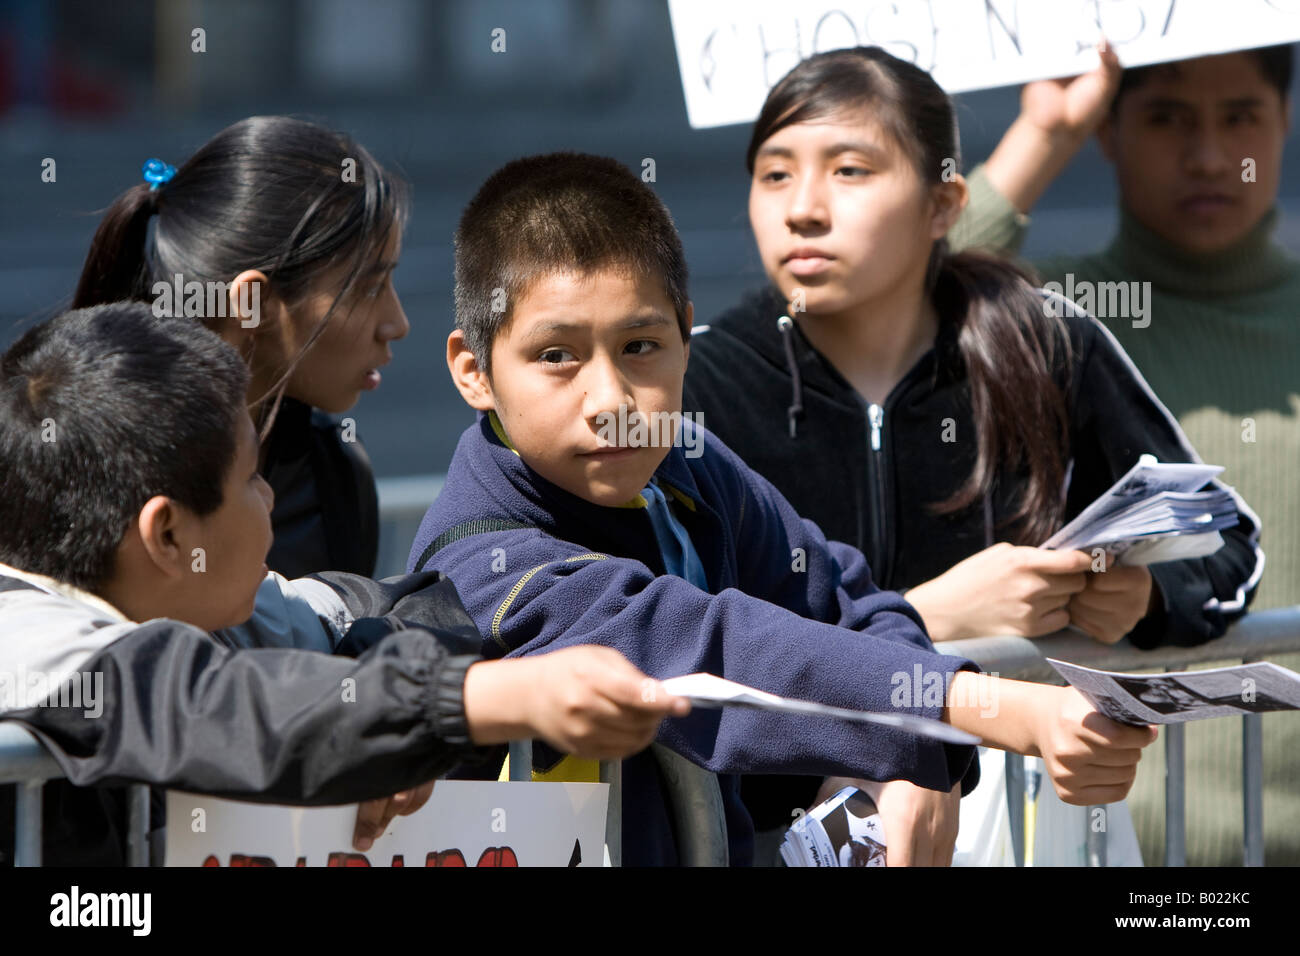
410 152 1157 866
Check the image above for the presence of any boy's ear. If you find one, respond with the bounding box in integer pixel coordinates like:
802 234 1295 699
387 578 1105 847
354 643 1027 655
930 175 969 238
682 301 694 361
134 495 190 579
447 329 496 411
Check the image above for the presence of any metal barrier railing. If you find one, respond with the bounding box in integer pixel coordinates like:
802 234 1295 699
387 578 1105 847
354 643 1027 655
6 473 1293 867
0 723 151 866
5 606 1298 867
0 730 733 867
375 473 446 579
939 604 1300 867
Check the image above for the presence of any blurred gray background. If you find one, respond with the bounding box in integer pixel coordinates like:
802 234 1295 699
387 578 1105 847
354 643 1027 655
3 0 1299 487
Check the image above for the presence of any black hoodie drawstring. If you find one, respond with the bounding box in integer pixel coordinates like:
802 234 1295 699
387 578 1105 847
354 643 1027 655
776 315 804 439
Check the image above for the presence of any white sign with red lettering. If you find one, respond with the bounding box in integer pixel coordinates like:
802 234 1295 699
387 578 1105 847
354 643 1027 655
165 781 608 867
669 0 1300 128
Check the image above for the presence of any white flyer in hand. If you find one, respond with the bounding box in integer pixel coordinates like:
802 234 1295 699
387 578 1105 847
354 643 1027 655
660 672 979 746
1047 658 1300 726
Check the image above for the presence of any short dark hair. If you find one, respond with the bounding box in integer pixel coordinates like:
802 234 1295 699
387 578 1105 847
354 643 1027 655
1113 43 1294 112
0 302 250 591
453 152 690 371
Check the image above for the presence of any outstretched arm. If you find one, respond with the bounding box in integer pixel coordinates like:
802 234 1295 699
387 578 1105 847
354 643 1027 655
983 40 1122 215
949 40 1122 255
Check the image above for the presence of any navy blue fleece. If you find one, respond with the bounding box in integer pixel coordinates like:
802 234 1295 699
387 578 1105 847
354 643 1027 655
409 414 980 865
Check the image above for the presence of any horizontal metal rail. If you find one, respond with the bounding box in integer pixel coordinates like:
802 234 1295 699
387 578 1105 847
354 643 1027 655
939 606 1300 866
0 722 153 867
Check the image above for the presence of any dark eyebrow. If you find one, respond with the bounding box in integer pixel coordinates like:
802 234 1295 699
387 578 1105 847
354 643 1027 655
521 313 672 344
616 313 673 331
823 140 889 161
1139 95 1266 114
754 140 888 162
1138 97 1196 112
1221 96 1266 110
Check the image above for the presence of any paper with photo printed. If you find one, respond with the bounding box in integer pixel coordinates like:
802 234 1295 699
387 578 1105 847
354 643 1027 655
1047 658 1300 726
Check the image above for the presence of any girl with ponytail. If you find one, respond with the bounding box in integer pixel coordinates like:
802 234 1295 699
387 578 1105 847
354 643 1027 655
683 47 1260 864
74 116 411 578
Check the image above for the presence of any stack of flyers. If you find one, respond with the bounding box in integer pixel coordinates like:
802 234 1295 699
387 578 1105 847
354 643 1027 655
780 787 887 867
1041 456 1238 566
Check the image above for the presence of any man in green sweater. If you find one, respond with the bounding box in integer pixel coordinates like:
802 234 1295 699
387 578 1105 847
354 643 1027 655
951 41 1299 866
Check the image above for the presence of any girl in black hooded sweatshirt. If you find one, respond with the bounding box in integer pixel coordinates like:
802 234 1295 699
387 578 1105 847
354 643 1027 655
683 46 1262 864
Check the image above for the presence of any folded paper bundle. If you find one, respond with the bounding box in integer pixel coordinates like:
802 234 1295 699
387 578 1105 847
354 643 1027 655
780 786 887 868
1041 455 1238 566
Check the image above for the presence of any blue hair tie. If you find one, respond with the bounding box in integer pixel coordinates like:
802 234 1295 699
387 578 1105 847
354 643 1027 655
142 158 177 191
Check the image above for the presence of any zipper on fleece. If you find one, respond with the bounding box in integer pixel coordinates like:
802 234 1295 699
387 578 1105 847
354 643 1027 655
864 401 890 584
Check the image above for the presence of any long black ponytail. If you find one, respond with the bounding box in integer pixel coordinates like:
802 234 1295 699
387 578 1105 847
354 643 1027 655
747 47 1071 546
73 182 158 307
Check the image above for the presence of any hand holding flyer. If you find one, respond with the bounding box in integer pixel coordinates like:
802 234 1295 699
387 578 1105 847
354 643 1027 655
659 673 979 745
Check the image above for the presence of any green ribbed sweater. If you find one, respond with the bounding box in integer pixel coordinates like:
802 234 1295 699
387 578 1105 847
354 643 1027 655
953 167 1300 866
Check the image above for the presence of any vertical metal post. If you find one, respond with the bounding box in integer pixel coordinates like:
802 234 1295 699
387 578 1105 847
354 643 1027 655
649 744 728 866
1164 721 1186 866
14 780 43 867
507 740 533 781
127 784 150 867
1242 712 1264 866
600 759 621 867
1085 806 1107 867
1005 750 1025 867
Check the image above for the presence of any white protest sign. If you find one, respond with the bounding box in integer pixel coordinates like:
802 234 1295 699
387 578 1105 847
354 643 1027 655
669 0 1300 128
165 781 608 867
